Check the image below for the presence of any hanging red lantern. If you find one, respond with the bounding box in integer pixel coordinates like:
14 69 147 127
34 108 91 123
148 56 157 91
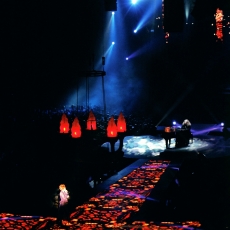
86 110 97 130
107 116 117 137
71 117 81 138
60 113 70 133
117 112 127 132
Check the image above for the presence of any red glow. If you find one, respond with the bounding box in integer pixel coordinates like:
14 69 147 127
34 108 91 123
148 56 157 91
117 112 127 132
215 8 223 41
107 116 117 137
164 127 171 133
86 110 97 130
60 114 70 133
71 117 81 138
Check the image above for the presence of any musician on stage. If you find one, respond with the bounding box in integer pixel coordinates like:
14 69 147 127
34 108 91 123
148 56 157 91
176 119 192 147
181 119 191 130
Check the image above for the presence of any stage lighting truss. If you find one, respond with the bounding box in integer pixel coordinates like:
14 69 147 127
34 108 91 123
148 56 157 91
85 70 106 77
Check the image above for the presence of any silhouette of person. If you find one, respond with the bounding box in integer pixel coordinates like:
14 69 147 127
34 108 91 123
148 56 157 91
177 119 192 146
54 184 72 226
181 119 191 130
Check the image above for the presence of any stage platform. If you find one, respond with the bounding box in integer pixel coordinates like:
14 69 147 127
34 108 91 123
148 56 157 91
0 124 230 229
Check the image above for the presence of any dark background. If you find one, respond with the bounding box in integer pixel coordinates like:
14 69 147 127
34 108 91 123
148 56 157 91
1 1 230 227
1 0 230 125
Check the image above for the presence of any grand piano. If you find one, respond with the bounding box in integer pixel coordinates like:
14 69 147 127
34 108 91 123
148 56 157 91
162 127 193 148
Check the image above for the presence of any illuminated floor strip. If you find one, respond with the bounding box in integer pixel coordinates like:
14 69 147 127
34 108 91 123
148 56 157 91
0 160 202 229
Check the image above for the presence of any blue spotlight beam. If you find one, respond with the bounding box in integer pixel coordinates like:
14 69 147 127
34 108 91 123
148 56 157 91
134 0 160 31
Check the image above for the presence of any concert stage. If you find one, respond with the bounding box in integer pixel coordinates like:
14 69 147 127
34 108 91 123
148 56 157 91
102 124 230 159
0 124 229 229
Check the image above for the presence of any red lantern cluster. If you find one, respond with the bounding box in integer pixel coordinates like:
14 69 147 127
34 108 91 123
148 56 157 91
60 114 81 138
59 111 127 138
107 112 127 137
87 110 97 130
60 114 70 133
71 117 81 138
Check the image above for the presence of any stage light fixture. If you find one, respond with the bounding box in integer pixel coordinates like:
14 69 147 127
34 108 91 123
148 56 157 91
132 0 137 4
112 11 115 15
173 121 176 125
134 29 137 33
221 122 224 126
112 41 115 45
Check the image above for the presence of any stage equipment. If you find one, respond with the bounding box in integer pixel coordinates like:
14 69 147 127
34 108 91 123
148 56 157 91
162 126 193 148
83 69 106 119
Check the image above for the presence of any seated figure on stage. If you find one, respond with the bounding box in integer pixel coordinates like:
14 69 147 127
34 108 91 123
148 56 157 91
176 119 192 147
181 119 191 130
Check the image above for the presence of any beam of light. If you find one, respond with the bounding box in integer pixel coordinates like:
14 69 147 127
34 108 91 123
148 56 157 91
128 41 154 59
132 0 138 4
104 14 113 38
156 86 193 127
169 167 180 170
94 44 114 70
191 124 224 136
199 99 222 125
134 0 160 32
184 0 192 21
103 12 115 51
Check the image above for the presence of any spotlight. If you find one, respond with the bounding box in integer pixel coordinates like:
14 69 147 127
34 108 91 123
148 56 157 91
126 57 129 60
132 0 137 4
112 11 115 15
173 121 176 125
112 41 115 45
134 29 137 33
221 122 224 127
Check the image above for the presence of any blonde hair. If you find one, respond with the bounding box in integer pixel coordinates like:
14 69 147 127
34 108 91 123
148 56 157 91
59 184 66 190
182 119 191 126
